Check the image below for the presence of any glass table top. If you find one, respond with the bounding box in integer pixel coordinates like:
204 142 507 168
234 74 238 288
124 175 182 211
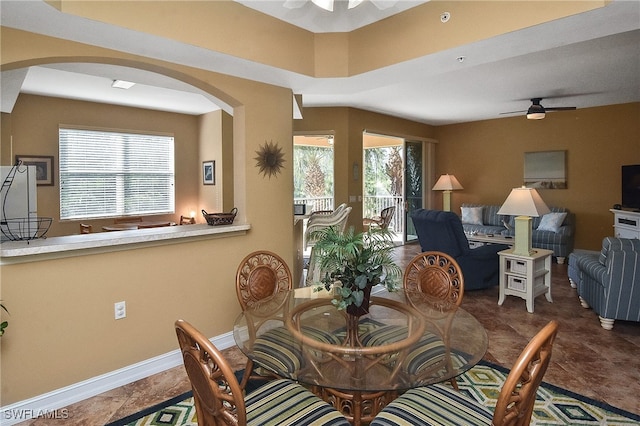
233 288 488 392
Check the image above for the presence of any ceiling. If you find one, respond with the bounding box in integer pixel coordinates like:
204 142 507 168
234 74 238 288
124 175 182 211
1 0 639 126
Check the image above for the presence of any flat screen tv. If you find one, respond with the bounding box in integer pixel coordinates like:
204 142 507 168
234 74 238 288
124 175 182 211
622 164 640 210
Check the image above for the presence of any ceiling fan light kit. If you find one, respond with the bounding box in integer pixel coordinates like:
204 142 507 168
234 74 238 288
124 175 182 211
301 0 398 12
503 97 577 120
311 0 334 11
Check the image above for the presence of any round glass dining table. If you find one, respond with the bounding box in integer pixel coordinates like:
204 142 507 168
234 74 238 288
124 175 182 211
233 288 488 425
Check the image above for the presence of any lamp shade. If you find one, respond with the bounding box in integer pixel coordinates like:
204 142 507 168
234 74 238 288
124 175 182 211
432 174 464 191
497 187 550 217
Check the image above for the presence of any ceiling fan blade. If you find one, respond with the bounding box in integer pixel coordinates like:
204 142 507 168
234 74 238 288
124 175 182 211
283 0 307 9
311 0 334 11
499 110 527 115
370 0 399 10
545 106 577 111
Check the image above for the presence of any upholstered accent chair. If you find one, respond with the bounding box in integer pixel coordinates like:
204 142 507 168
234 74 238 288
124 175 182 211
570 237 640 329
411 209 508 290
175 320 349 426
370 320 559 426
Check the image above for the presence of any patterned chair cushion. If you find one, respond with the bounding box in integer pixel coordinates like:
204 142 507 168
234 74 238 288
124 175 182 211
253 326 341 376
370 384 493 426
360 324 466 378
245 379 350 425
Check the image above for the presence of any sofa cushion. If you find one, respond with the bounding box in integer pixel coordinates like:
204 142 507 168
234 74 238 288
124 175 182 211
537 212 567 233
461 206 483 225
531 206 567 229
461 204 507 227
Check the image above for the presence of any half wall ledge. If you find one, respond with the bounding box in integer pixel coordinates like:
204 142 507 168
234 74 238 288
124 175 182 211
0 223 251 265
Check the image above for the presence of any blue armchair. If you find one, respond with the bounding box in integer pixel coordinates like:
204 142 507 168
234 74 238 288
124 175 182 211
411 209 509 290
570 237 640 330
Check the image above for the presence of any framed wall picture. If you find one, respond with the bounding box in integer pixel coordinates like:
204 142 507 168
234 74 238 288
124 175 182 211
15 155 54 186
524 150 567 189
202 160 215 185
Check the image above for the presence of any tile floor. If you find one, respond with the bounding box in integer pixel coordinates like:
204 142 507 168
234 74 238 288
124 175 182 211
16 243 640 425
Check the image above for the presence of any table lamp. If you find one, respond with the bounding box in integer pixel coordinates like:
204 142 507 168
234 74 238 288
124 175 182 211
497 186 550 256
432 174 463 211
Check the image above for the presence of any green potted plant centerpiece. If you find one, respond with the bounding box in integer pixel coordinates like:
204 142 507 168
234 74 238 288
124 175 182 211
311 225 402 316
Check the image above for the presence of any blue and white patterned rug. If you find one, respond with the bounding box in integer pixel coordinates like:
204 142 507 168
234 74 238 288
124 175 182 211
105 362 640 425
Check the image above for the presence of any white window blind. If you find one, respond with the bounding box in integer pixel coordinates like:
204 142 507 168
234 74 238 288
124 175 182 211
59 127 175 220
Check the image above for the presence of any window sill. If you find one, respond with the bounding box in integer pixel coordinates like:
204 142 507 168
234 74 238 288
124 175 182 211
0 223 251 265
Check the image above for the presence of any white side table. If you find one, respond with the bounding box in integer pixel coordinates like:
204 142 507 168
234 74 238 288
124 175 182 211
498 248 553 313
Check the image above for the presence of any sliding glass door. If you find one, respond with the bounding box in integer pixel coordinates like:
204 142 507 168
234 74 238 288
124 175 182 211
404 140 423 243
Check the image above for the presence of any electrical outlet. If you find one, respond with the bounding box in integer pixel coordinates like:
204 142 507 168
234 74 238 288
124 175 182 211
114 301 126 320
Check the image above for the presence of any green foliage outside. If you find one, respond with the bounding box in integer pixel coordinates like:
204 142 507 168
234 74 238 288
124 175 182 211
363 146 403 217
293 145 334 200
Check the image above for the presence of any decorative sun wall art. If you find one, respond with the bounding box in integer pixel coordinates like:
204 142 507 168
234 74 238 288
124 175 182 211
254 140 285 179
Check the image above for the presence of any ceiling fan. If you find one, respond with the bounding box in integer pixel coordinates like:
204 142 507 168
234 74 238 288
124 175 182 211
284 0 398 12
501 98 577 120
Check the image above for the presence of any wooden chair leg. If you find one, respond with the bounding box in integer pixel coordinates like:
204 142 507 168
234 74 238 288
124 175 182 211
239 359 254 391
450 377 459 391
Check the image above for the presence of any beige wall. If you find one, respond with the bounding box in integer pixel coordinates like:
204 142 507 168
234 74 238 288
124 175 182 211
50 0 603 78
347 1 603 75
1 28 294 404
433 102 640 251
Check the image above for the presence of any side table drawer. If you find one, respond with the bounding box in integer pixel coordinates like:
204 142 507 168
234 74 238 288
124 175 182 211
506 259 527 274
508 275 526 292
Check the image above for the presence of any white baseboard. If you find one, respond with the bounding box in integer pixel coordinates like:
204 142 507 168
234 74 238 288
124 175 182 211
0 331 235 426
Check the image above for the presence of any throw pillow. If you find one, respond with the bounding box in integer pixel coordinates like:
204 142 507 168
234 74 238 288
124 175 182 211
537 212 567 233
461 206 483 225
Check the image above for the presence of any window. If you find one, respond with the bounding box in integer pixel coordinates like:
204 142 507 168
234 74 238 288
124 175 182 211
59 127 175 220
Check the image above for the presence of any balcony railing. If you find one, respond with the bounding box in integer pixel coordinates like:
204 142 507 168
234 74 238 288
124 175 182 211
294 196 333 213
294 195 405 240
363 195 403 233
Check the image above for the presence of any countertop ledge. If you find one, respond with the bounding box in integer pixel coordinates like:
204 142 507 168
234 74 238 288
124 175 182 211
0 223 251 264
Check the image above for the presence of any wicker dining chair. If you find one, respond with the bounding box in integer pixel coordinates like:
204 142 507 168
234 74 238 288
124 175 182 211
403 251 464 390
370 320 559 426
79 223 92 234
360 252 464 390
235 251 294 389
404 251 464 311
363 205 396 231
175 320 349 426
179 215 195 225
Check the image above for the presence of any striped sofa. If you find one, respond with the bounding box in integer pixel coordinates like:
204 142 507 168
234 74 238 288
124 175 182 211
460 203 575 263
569 237 640 330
